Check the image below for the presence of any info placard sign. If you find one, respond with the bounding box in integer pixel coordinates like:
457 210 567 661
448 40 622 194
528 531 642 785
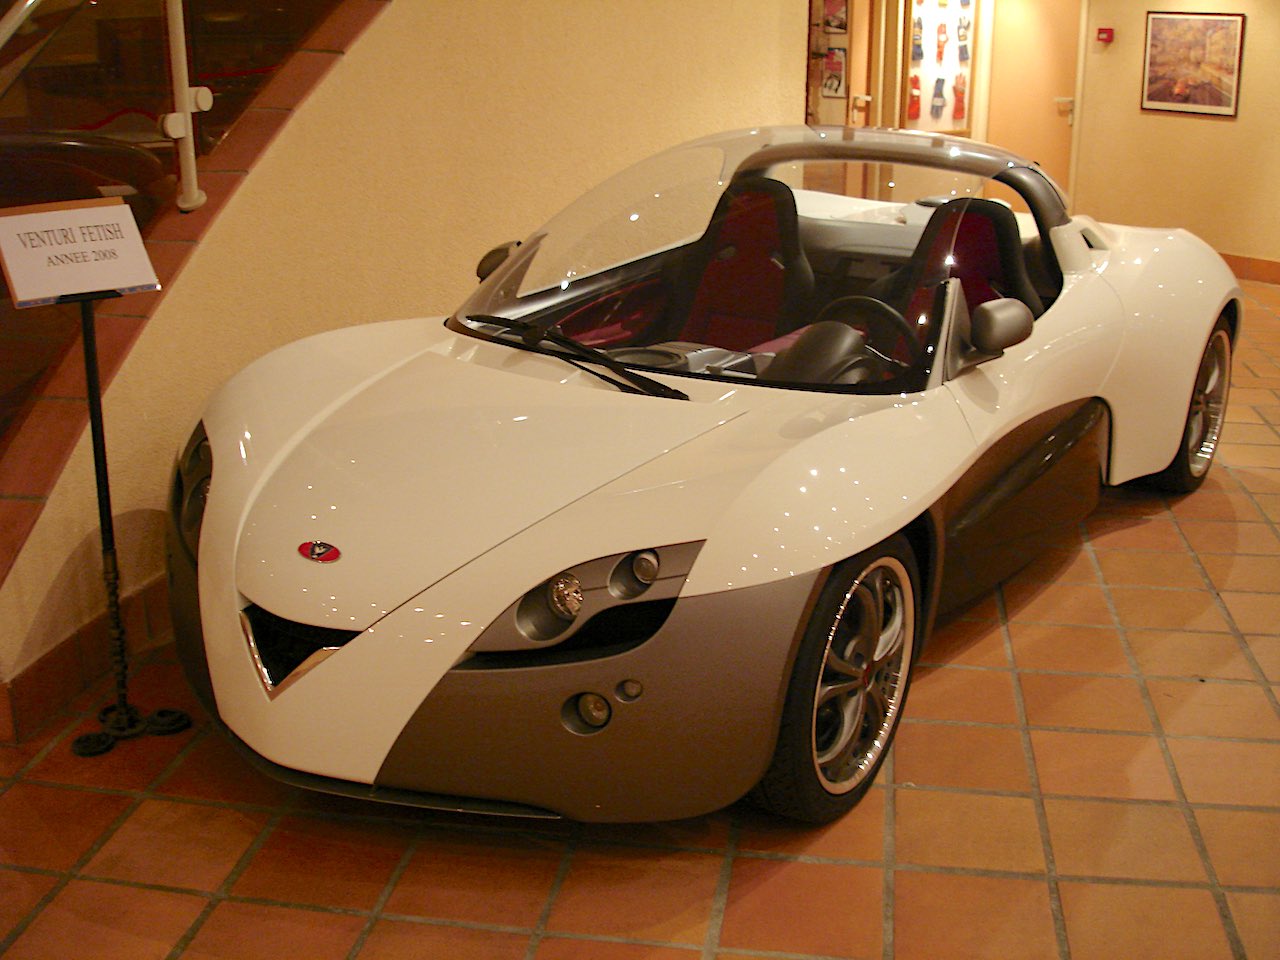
0 197 159 308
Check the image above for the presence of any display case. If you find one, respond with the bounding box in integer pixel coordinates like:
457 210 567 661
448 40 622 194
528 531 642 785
901 0 975 134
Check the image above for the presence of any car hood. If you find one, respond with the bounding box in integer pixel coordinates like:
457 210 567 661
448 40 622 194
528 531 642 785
224 325 742 629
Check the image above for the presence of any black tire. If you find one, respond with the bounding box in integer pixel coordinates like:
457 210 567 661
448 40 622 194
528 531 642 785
1149 316 1232 494
752 534 920 823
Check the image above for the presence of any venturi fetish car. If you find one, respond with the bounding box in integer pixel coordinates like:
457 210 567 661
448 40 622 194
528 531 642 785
168 126 1240 823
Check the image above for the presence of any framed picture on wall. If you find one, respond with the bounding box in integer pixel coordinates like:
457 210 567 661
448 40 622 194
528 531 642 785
1141 12 1245 117
822 47 846 98
823 0 847 34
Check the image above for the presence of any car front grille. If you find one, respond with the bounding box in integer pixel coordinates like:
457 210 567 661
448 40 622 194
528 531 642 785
242 604 361 687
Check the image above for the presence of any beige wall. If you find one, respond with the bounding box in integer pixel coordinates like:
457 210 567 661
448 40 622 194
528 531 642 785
986 0 1081 192
1072 0 1279 262
0 0 807 680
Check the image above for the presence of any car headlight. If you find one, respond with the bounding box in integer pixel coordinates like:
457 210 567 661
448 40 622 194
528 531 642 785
547 573 585 620
468 541 703 655
613 549 660 597
171 422 212 559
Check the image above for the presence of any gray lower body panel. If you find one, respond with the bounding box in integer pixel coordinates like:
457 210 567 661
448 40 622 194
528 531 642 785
376 573 820 822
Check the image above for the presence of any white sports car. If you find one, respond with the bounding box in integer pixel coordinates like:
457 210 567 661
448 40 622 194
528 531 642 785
168 126 1240 823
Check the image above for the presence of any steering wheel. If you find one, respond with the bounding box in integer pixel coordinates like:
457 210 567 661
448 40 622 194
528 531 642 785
762 321 884 386
814 295 924 368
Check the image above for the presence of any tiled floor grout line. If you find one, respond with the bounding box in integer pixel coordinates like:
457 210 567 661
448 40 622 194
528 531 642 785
689 949 847 959
8 870 211 901
904 716 1280 744
344 834 421 960
774 780 1277 814
887 861 1258 889
0 670 198 947
997 582 1072 960
639 844 974 869
143 723 214 793
1181 464 1280 715
0 870 75 955
922 659 1269 687
11 772 293 815
160 901 220 960
353 913 535 933
97 721 232 960
166 809 285 960
8 711 85 780
518 824 579 960
1222 457 1280 546
699 817 739 960
1167 451 1280 958
1092 496 1250 960
880 749 896 960
209 893 372 917
0 788 147 955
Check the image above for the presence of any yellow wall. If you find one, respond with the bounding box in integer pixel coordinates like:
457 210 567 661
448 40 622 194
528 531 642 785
0 0 807 680
1072 0 1279 262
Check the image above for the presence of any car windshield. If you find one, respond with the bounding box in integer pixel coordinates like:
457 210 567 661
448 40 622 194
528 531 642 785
455 127 1048 393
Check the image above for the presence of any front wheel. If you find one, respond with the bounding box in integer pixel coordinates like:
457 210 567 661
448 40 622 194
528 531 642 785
752 534 920 823
1150 316 1232 493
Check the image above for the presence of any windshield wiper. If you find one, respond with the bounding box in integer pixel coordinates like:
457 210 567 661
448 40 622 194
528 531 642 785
466 315 689 401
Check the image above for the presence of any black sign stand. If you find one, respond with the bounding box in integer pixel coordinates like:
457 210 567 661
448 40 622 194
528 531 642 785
62 291 191 757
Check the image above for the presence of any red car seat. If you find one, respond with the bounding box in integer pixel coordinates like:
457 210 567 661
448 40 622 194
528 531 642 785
667 176 815 352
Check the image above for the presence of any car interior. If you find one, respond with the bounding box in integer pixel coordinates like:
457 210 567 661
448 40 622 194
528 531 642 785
481 165 1065 392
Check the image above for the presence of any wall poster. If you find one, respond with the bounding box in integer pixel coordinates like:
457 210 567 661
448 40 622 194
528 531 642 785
901 0 973 134
1141 12 1245 117
822 47 847 98
823 0 848 33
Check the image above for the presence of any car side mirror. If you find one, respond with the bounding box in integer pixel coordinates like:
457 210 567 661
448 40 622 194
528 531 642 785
476 241 520 282
971 298 1034 354
946 294 1035 378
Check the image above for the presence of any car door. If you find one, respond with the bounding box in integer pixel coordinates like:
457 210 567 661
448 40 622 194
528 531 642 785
933 239 1126 609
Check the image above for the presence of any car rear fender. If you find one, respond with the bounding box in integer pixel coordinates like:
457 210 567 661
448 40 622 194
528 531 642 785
1092 225 1242 483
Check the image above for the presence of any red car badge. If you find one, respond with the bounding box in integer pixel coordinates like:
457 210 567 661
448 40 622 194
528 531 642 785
299 541 341 563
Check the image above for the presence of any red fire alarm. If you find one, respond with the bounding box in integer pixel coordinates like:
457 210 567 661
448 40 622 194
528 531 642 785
1097 27 1115 43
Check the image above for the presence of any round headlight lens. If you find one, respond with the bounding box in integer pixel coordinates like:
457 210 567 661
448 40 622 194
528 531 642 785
630 549 660 585
547 574 584 620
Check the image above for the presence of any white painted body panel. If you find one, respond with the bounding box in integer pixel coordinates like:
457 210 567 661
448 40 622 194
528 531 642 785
1091 223 1241 482
231 341 736 630
949 265 1123 451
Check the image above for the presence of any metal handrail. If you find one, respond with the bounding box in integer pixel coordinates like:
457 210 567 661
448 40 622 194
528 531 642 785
0 0 44 52
1 0 208 212
161 0 209 211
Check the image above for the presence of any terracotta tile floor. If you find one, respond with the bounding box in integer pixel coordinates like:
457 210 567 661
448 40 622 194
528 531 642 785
0 280 1277 959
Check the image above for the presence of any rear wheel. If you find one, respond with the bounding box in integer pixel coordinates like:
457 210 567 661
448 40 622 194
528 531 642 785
1151 317 1232 493
753 534 920 823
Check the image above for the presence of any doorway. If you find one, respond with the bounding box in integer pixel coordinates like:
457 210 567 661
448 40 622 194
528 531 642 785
806 0 875 129
809 1 1083 198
